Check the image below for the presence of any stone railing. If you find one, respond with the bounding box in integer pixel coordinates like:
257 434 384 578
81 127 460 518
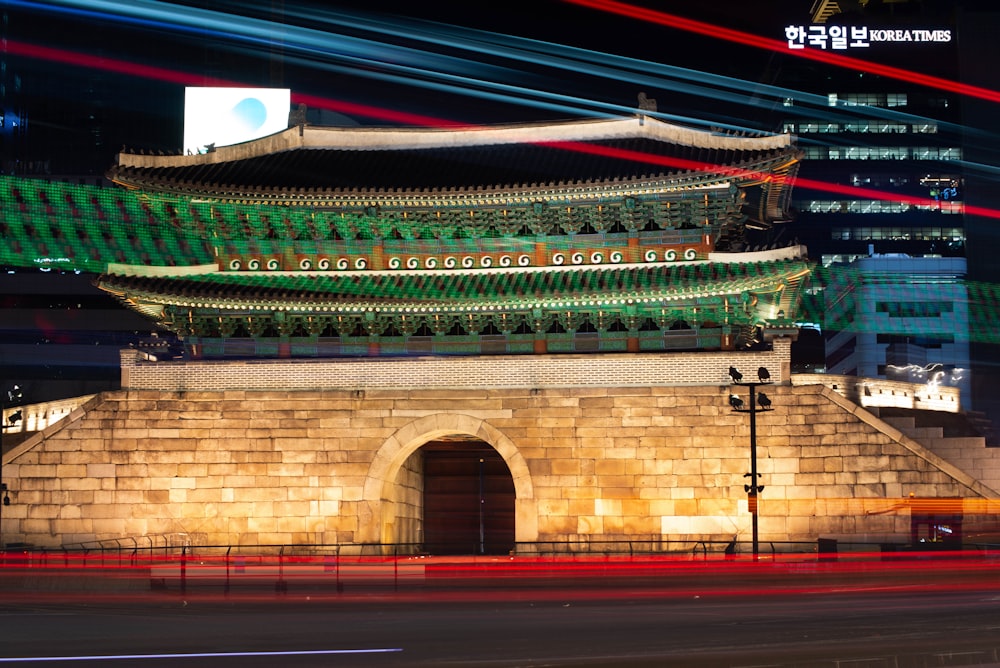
1 395 96 436
791 374 961 413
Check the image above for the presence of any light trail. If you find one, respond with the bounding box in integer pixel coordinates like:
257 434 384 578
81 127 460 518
541 140 1000 222
286 3 981 136
7 36 999 230
7 0 530 99
6 36 1000 227
7 0 757 130
10 5 1000 221
0 648 403 663
1 40 464 129
13 0 985 141
566 0 1000 105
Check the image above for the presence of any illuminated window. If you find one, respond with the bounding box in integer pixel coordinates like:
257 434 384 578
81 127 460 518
826 227 965 242
803 146 961 161
850 174 909 187
876 302 954 317
833 93 908 108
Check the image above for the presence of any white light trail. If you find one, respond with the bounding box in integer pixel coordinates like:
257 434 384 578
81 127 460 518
0 648 403 663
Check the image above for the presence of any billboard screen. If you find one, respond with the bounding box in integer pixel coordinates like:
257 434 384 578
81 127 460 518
183 87 291 154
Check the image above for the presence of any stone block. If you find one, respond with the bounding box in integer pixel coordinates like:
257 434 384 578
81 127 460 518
824 458 844 473
551 458 581 476
175 463 208 477
59 477 102 491
577 516 603 534
591 459 624 476
186 488 223 503
54 464 86 478
18 464 57 479
146 464 181 478
273 500 312 517
26 504 62 520
594 498 622 516
222 475 258 489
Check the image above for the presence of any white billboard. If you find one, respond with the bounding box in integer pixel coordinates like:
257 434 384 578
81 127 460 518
183 87 291 155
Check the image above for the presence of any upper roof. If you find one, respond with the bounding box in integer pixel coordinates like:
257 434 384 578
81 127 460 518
109 116 798 197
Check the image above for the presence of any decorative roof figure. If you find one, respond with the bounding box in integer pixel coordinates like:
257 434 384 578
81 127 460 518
637 91 658 113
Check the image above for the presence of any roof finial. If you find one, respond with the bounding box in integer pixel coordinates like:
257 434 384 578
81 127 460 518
637 92 657 125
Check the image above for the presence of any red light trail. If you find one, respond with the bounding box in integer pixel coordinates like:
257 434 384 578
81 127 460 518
2 41 467 130
566 0 1000 106
3 550 1000 605
546 141 1000 221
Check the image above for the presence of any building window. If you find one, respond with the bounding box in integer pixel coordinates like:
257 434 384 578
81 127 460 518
801 200 965 216
876 301 954 318
802 146 961 161
830 93 908 108
850 174 910 187
825 227 965 242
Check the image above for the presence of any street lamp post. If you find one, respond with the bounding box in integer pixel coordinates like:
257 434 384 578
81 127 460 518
1 385 23 551
728 367 773 561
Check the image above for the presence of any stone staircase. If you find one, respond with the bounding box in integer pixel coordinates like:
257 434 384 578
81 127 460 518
873 408 1000 494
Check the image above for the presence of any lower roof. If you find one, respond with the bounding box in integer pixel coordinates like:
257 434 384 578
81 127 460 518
98 251 811 314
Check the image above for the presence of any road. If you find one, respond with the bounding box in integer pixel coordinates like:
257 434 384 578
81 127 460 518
2 556 1000 666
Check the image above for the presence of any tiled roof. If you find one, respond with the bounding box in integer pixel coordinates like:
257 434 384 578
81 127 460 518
110 137 790 193
99 257 811 311
110 117 799 202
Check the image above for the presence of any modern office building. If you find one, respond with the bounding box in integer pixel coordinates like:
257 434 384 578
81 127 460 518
823 254 969 400
766 0 989 421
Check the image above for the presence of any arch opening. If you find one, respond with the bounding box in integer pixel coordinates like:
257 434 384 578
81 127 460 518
385 436 516 555
364 413 535 553
420 438 515 555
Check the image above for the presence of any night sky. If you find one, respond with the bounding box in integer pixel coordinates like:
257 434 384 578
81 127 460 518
5 0 914 171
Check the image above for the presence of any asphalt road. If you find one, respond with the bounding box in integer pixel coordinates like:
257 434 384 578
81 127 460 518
2 573 1000 667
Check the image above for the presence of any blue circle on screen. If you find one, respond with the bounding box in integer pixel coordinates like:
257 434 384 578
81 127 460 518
232 97 268 131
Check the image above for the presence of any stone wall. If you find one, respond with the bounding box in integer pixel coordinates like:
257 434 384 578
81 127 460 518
3 378 997 551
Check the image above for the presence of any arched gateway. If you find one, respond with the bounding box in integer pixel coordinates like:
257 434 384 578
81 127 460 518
13 112 987 554
361 414 536 552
